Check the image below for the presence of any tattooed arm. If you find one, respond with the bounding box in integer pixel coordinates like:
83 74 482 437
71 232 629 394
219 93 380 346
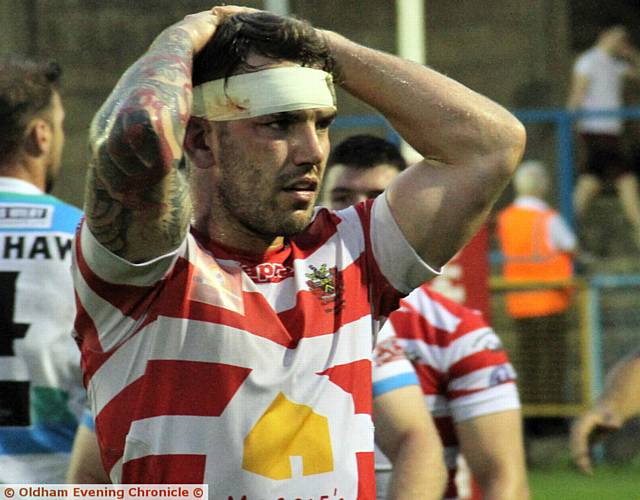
85 11 218 262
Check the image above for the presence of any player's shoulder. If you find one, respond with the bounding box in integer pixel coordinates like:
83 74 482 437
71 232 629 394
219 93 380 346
402 285 489 338
44 195 84 233
408 285 475 318
0 191 83 234
574 47 598 71
300 201 372 244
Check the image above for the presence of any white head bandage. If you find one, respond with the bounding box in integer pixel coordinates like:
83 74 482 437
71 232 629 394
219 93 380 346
191 66 336 121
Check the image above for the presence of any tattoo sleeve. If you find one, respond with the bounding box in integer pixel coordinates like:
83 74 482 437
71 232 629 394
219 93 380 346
86 26 195 262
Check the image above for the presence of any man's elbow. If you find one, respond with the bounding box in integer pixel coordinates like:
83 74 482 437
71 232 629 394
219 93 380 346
496 117 527 177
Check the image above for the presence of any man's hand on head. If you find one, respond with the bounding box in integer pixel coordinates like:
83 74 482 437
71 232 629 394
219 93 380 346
175 11 221 54
213 5 262 17
176 6 267 55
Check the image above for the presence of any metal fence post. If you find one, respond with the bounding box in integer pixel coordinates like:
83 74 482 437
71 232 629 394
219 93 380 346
556 111 576 230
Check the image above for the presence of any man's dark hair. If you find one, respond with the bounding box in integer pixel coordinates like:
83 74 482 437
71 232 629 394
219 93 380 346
0 55 61 164
328 134 407 171
193 12 335 86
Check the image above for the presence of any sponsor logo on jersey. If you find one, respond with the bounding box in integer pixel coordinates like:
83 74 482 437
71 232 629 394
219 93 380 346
0 204 53 229
489 364 516 387
305 264 343 312
243 392 333 479
242 262 295 283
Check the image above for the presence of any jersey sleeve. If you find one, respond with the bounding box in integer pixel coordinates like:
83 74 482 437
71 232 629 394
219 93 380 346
444 323 521 423
390 286 521 422
449 383 521 423
349 194 439 319
370 194 440 294
71 222 188 361
372 322 420 398
76 221 185 286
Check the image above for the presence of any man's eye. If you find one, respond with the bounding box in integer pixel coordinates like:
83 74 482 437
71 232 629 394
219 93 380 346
316 117 335 130
264 120 290 131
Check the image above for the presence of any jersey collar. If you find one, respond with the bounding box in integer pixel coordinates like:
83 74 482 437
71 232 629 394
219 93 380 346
0 177 43 195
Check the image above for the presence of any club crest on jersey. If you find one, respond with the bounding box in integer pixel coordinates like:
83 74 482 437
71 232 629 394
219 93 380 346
305 264 343 312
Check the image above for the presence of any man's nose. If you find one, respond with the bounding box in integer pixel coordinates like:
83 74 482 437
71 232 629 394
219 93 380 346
290 123 325 167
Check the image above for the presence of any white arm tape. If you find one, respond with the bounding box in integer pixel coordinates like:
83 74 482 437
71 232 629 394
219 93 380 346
371 193 440 294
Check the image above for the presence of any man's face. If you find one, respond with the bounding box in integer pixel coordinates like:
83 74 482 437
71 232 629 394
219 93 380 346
322 163 400 210
44 91 65 192
202 89 335 239
601 26 630 56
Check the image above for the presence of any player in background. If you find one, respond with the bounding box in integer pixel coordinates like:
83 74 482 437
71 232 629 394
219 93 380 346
323 135 529 500
0 55 85 483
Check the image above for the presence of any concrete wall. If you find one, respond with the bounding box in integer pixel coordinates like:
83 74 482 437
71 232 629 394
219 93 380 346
0 0 574 207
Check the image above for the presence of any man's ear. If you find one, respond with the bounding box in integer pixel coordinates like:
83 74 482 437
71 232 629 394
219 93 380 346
184 117 215 169
23 118 52 158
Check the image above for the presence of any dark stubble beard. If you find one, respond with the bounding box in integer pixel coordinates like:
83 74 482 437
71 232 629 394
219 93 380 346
216 131 316 240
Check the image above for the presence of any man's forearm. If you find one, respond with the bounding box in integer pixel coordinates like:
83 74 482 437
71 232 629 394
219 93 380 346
322 30 524 267
85 21 198 259
91 25 195 181
387 432 446 500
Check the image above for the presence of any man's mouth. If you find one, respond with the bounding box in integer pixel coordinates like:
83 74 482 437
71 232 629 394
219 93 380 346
282 177 318 193
281 177 319 204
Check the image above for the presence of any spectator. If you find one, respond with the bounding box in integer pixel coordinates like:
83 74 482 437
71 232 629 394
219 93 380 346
0 55 85 483
496 160 577 453
570 348 640 474
567 21 640 250
71 6 524 496
324 135 529 500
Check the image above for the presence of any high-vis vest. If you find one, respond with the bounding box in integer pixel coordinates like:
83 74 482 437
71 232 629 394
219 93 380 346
497 205 573 318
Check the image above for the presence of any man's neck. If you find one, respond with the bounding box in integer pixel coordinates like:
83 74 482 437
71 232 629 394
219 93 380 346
597 41 617 57
193 217 286 257
0 161 46 192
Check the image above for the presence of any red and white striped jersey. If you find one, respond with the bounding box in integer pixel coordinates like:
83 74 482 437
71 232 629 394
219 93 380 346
375 285 520 500
72 196 436 500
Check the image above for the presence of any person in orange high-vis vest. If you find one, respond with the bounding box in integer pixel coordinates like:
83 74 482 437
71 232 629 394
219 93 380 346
497 161 577 413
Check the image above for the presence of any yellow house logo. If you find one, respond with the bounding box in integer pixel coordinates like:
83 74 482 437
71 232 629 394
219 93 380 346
242 392 334 479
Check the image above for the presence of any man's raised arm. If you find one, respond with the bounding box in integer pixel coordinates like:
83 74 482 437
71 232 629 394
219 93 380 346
323 31 526 268
85 12 218 263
